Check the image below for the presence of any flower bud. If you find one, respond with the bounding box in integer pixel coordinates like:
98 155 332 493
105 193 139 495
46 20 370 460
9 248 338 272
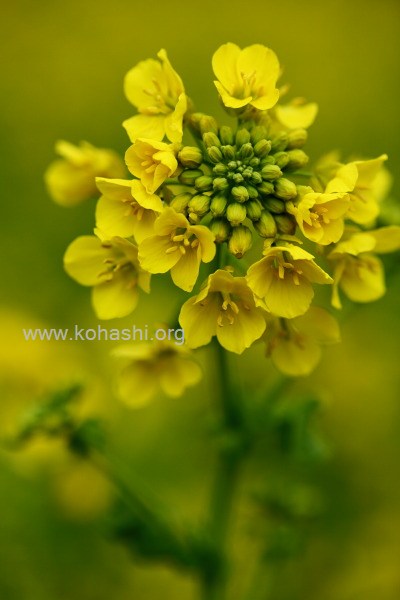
237 143 254 160
210 218 231 242
219 126 234 145
162 184 191 203
286 149 309 169
178 146 203 168
250 171 263 185
195 175 213 192
199 116 219 135
271 132 288 152
170 192 192 213
247 185 259 199
213 177 230 192
258 181 275 196
261 164 282 181
210 193 227 216
275 214 297 235
213 163 228 176
221 145 236 160
254 139 271 157
203 132 221 148
287 129 308 149
274 178 298 200
246 200 263 221
231 186 249 203
235 128 251 147
226 202 247 226
188 194 210 216
250 126 268 144
228 225 253 258
249 157 260 168
207 146 223 164
263 197 285 214
254 211 277 238
179 169 203 185
260 155 275 166
273 152 290 169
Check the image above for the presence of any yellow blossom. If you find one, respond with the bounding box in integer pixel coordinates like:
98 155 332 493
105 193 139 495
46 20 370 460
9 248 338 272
45 140 126 206
138 207 216 292
274 98 318 130
125 138 178 193
212 43 280 111
113 337 202 407
179 269 266 354
328 226 400 308
123 49 187 143
64 234 150 319
246 244 332 319
264 307 340 376
95 177 163 243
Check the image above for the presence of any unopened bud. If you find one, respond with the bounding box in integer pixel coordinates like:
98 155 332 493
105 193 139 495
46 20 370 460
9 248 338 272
170 192 192 213
254 139 272 157
199 116 219 135
250 126 268 144
195 175 213 192
213 177 230 192
221 145 236 160
188 194 210 216
213 163 228 176
210 218 231 242
249 157 260 168
261 155 275 166
273 152 290 169
261 164 282 181
274 178 298 200
226 202 247 226
237 143 254 160
178 146 203 168
287 129 308 149
207 146 223 163
235 128 251 147
219 126 234 145
263 197 285 214
258 181 275 196
203 132 221 148
179 169 203 185
275 214 297 235
254 211 277 238
228 225 253 258
162 184 190 203
231 186 249 203
250 171 263 185
246 200 263 221
247 185 259 199
210 194 227 216
286 149 309 169
271 132 288 152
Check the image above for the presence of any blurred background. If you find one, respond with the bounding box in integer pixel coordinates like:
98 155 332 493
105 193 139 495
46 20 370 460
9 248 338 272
1 0 400 598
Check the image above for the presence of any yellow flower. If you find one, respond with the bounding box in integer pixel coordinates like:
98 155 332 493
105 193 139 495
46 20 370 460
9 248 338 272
125 138 178 194
123 49 187 143
95 177 163 243
274 98 318 130
138 207 216 292
246 244 332 319
45 140 126 207
113 337 202 407
64 234 150 319
179 269 266 354
328 226 400 308
212 43 280 111
264 307 340 376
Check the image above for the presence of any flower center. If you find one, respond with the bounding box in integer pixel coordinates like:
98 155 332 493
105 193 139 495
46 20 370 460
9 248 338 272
165 228 199 256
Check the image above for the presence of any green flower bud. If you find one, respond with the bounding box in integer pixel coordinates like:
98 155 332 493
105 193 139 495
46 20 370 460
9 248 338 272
258 181 275 195
250 171 263 185
260 155 275 166
246 199 263 221
275 214 297 235
254 139 272 157
271 132 288 152
273 152 290 169
178 146 203 168
231 186 249 203
179 169 204 185
219 126 234 145
250 126 268 144
235 128 251 147
261 164 282 181
263 197 285 214
254 211 277 238
213 163 228 175
195 175 213 192
232 173 244 184
287 129 308 149
170 192 192 213
274 178 298 200
227 160 237 170
203 132 221 148
213 177 230 192
226 202 247 226
249 157 260 167
247 185 259 199
162 184 191 203
286 149 309 169
188 212 200 223
207 146 223 164
237 142 254 160
210 193 228 216
221 145 236 160
199 115 219 135
210 218 231 242
188 194 210 216
228 225 253 258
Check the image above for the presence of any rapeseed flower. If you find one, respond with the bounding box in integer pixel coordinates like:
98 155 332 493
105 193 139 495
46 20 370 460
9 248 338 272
125 138 178 193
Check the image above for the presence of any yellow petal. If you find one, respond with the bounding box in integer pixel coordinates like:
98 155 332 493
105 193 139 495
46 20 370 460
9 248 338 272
264 275 315 319
64 236 109 285
179 295 220 349
275 101 318 129
170 248 200 292
92 272 139 320
212 43 241 94
158 355 202 397
368 226 400 254
124 58 165 109
216 306 266 354
122 114 165 143
213 81 252 109
138 235 181 273
294 307 340 344
164 93 187 143
154 207 188 235
189 225 216 263
340 255 385 303
95 195 136 239
118 362 157 407
271 335 321 377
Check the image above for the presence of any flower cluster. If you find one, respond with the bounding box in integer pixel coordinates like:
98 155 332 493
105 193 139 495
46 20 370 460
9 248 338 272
46 43 400 397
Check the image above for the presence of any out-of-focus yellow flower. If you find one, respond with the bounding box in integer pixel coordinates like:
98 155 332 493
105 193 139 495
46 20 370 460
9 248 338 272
95 177 163 243
138 207 215 292
179 269 266 354
45 140 126 207
246 244 332 319
212 43 280 111
328 226 400 308
274 98 318 130
125 139 178 194
113 337 202 407
264 307 340 376
123 49 187 143
64 235 150 319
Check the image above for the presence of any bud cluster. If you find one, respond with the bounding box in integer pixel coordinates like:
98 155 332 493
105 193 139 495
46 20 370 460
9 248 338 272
162 114 309 258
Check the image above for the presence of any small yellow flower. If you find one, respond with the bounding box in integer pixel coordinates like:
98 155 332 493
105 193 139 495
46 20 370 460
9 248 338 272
179 269 267 354
45 140 126 206
246 244 332 319
138 207 216 292
212 43 280 111
328 226 400 308
264 307 340 376
64 234 150 319
274 98 318 130
125 138 178 194
95 177 163 243
123 49 187 143
113 338 202 407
